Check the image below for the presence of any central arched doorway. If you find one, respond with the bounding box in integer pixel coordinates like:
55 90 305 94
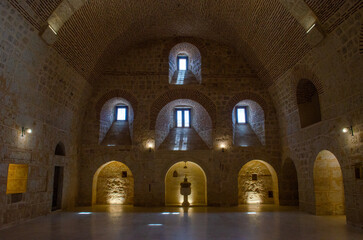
92 161 134 205
165 161 207 206
238 160 279 205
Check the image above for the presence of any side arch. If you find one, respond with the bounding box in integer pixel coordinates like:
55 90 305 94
314 150 345 215
238 160 279 205
92 161 134 205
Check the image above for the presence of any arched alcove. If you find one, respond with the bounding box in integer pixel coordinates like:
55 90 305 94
232 100 265 146
92 161 134 205
238 160 279 205
297 79 321 128
165 161 207 206
99 97 134 145
155 99 212 150
169 42 202 85
314 150 345 215
54 142 65 156
279 158 299 206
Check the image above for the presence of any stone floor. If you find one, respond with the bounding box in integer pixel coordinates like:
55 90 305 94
0 205 362 240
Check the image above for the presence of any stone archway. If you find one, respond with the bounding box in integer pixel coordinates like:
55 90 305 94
238 160 279 205
92 161 134 205
314 150 345 215
165 161 207 206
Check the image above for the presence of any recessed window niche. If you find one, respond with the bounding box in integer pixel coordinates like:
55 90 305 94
296 79 321 128
99 97 134 146
232 100 265 147
169 42 202 85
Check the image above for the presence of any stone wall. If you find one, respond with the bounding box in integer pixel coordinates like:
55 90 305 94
95 161 134 205
314 150 345 215
78 38 281 208
0 1 91 229
268 6 363 227
238 161 274 204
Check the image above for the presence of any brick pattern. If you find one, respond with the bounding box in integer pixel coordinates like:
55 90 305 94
296 79 319 105
8 0 360 87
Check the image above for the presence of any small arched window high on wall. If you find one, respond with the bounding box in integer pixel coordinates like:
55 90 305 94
55 142 66 156
169 43 201 85
296 79 321 128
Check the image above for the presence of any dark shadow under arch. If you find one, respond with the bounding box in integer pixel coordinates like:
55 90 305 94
55 142 66 156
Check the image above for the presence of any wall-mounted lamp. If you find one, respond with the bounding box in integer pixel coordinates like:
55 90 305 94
148 142 153 152
21 127 32 137
220 143 226 152
342 126 354 136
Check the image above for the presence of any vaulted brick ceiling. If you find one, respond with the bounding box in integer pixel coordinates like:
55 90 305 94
8 0 351 85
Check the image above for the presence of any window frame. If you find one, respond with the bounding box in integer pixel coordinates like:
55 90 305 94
177 56 188 71
235 106 248 124
175 108 191 128
115 105 128 121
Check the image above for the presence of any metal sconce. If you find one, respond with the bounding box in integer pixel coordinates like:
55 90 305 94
342 126 354 136
21 127 32 137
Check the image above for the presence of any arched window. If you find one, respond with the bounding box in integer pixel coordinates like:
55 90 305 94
99 98 134 146
296 79 321 128
55 142 66 156
232 100 265 146
155 99 212 150
169 43 201 85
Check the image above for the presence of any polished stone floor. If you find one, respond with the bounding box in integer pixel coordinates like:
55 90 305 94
1 205 362 240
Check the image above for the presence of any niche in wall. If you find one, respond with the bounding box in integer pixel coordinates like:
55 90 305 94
92 161 134 205
155 99 212 150
169 42 202 85
232 100 265 146
314 150 345 215
165 161 207 206
238 160 279 205
55 142 66 156
99 97 134 145
296 79 321 128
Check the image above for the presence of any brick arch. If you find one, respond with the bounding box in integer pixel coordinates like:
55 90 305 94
291 65 324 107
149 89 216 130
226 92 268 125
95 89 138 120
162 37 207 58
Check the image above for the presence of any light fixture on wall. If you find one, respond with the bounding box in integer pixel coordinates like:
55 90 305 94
184 161 188 169
220 143 226 152
342 126 354 136
21 127 32 137
148 142 153 152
